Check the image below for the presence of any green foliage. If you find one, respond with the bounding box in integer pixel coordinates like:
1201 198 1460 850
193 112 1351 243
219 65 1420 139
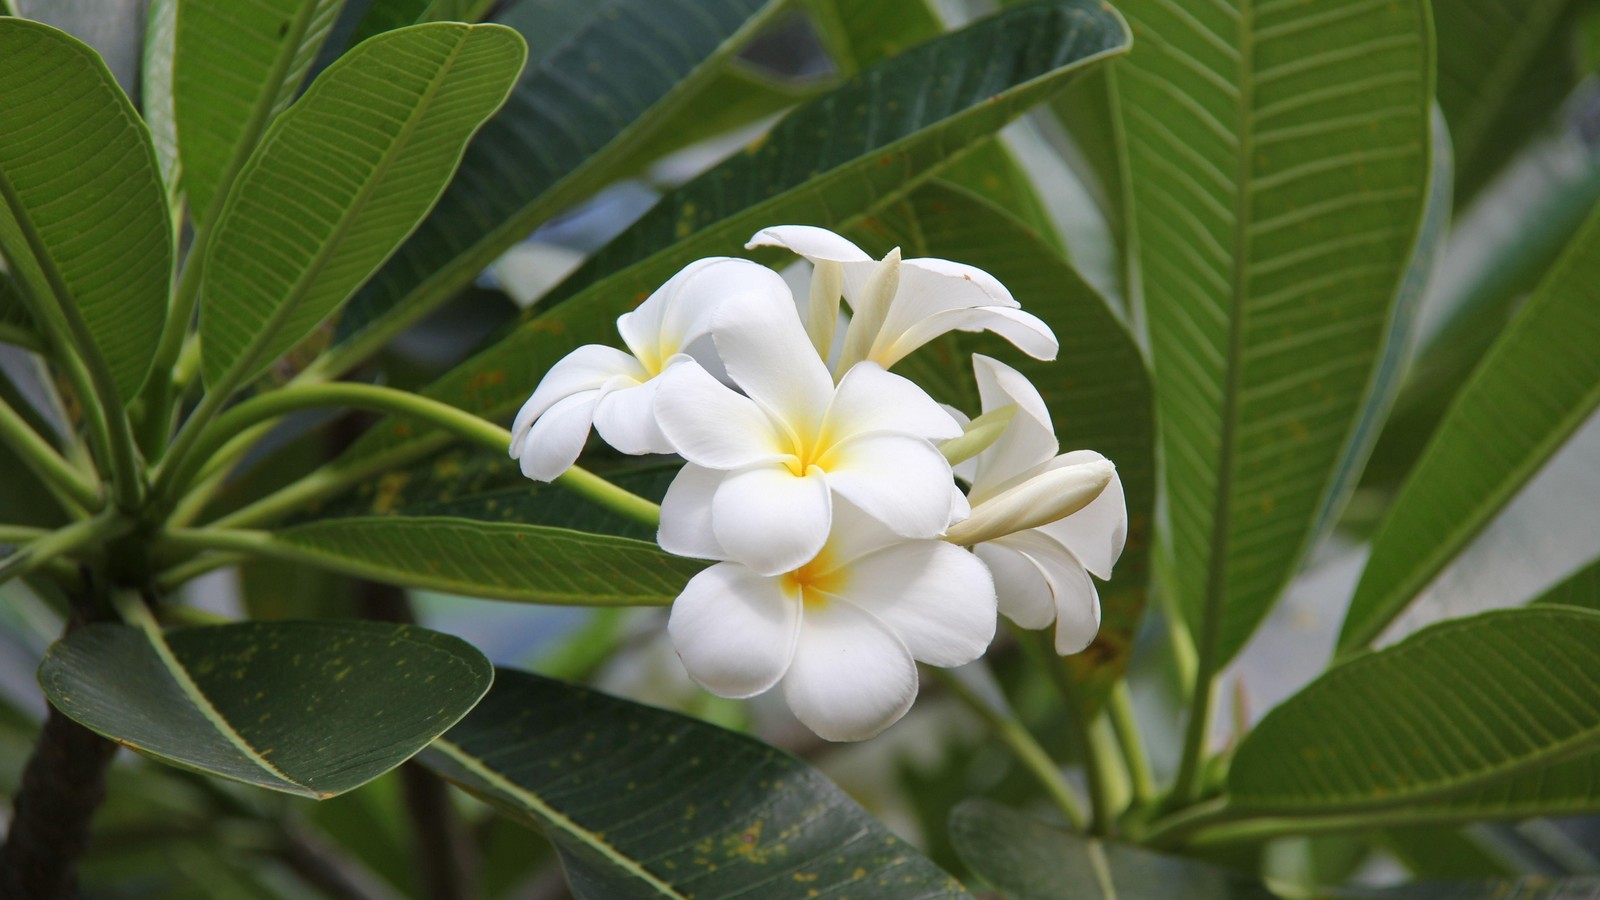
422 668 970 898
38 619 492 798
0 17 172 400
1116 0 1435 667
1341 203 1600 652
1235 607 1600 812
198 21 525 391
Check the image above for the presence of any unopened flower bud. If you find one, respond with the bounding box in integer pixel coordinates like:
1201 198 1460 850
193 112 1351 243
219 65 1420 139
940 403 1018 466
944 458 1115 546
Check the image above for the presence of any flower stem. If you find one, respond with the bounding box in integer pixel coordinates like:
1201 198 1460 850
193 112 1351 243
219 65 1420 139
0 396 101 511
0 513 131 584
155 381 660 529
923 664 1087 830
1022 633 1125 834
1107 682 1156 805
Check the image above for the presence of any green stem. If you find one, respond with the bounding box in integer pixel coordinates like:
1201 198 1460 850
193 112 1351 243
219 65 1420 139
157 382 660 528
0 396 101 511
0 322 43 353
1107 682 1156 804
153 552 248 593
0 513 131 583
924 665 1087 830
0 526 50 544
1137 796 1234 848
1023 633 1122 834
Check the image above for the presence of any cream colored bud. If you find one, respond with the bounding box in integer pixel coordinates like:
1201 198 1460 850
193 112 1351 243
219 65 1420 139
940 403 1018 466
835 247 901 375
944 459 1115 546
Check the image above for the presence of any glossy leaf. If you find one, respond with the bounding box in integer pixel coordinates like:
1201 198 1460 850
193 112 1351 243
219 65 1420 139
38 619 492 798
198 22 526 391
335 0 1130 471
1232 607 1600 813
1339 203 1600 652
421 667 970 898
950 799 1276 899
174 0 344 228
0 18 173 400
259 516 703 605
142 0 183 222
350 0 497 45
333 0 786 352
1116 0 1434 663
849 182 1153 702
1437 0 1588 204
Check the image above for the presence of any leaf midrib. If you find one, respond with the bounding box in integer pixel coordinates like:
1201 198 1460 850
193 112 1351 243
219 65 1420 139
430 737 688 898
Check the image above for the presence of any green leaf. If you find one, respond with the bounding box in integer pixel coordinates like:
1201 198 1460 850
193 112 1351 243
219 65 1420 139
1437 0 1589 205
332 0 787 353
173 0 345 229
253 516 703 605
421 667 970 898
350 0 498 45
142 0 183 224
1307 107 1453 545
845 181 1153 703
335 0 1131 470
37 619 492 798
0 18 174 400
1232 607 1600 813
1535 559 1600 612
949 799 1276 899
198 21 526 392
1115 0 1435 664
1339 202 1600 653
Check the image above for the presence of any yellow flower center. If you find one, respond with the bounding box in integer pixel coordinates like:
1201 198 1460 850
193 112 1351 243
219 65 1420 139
782 552 848 608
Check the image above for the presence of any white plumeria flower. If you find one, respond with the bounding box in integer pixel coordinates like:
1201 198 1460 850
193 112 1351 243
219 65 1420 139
954 355 1127 654
509 257 787 481
746 225 1059 376
668 499 997 741
654 293 965 577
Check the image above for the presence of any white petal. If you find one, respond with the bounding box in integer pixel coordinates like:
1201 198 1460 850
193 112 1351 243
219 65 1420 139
881 306 1059 369
782 599 917 741
746 225 872 263
658 464 727 561
667 258 793 352
616 257 727 365
976 541 1056 630
510 345 646 454
823 362 963 442
654 362 786 469
591 378 673 455
514 392 600 482
711 294 833 432
1035 450 1128 580
814 496 907 566
1006 531 1102 654
825 434 956 539
839 541 995 667
902 257 1018 308
969 355 1057 493
713 464 832 576
668 563 800 698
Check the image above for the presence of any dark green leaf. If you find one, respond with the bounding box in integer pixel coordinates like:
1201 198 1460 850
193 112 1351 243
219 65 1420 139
333 0 786 353
1339 202 1600 652
1534 559 1600 612
142 0 183 222
0 18 174 400
350 0 497 46
845 181 1153 704
174 0 344 228
1232 607 1600 813
198 21 526 392
422 667 970 898
259 516 703 605
1115 0 1435 664
335 0 1130 470
38 619 492 798
950 798 1276 899
1437 0 1589 204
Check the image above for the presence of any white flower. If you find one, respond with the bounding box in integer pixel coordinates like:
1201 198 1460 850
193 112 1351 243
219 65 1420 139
746 225 1059 375
668 499 996 741
509 257 788 481
654 294 964 576
956 355 1126 654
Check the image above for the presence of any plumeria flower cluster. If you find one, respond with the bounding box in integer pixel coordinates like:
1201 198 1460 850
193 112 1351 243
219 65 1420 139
511 226 1126 741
